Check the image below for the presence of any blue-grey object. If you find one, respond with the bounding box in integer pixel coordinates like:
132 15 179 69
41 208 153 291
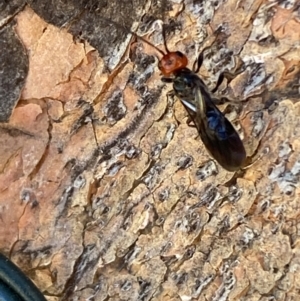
0 253 47 301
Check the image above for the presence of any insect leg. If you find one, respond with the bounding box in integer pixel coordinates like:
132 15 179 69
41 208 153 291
211 71 238 93
161 77 174 83
193 26 230 74
192 45 212 73
211 60 246 93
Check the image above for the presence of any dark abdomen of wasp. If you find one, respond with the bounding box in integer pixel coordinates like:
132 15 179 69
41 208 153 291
172 68 246 172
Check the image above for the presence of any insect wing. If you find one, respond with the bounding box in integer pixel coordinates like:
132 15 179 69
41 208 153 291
183 85 246 171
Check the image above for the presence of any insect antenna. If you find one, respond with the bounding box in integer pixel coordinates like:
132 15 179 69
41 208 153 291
161 23 171 54
97 15 167 57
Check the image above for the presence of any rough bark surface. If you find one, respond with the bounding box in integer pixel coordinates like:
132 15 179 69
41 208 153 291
1 1 300 300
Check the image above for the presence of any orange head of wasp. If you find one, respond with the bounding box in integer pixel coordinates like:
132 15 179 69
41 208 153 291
158 51 188 77
132 23 189 77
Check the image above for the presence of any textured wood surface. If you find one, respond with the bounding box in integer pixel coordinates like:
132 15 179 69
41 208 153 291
1 1 300 300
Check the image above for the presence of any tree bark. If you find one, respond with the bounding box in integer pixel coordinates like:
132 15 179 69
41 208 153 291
1 1 300 300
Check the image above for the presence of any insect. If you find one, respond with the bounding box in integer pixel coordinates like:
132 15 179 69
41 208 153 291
158 52 246 171
145 26 247 172
73 5 248 171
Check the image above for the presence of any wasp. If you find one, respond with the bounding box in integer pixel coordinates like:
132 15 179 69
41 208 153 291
85 12 248 171
69 3 247 171
144 26 247 172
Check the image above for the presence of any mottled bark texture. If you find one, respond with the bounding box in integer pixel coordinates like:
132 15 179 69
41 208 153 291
1 1 300 300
